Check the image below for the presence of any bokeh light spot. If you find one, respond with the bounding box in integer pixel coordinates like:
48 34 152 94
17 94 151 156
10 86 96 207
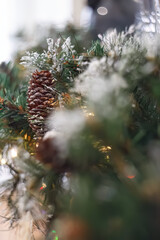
97 7 108 16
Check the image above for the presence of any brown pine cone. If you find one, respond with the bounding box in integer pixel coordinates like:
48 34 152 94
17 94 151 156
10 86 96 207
36 131 71 172
27 70 59 138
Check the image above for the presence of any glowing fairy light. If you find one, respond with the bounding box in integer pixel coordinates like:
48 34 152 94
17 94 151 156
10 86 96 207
106 146 112 150
1 158 7 165
10 147 18 158
100 146 112 153
36 142 39 148
40 183 47 190
81 106 95 118
52 230 59 240
24 133 28 140
81 106 87 109
88 112 95 117
98 145 112 161
85 112 95 117
97 6 108 16
125 165 136 180
127 175 136 179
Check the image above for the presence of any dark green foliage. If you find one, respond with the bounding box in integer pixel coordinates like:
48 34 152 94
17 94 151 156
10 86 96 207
2 31 160 240
0 62 33 141
88 40 104 57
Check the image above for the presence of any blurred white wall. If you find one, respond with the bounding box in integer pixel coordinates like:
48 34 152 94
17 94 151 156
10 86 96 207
0 0 86 63
73 0 86 26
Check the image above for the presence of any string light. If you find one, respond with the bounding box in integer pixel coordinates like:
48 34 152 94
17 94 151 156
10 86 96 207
81 106 95 118
52 230 59 240
81 106 87 109
36 142 39 148
40 183 47 190
1 158 7 165
10 147 18 158
100 145 112 153
24 133 28 140
98 145 112 161
106 146 112 150
124 165 136 180
85 112 95 117
127 175 136 179
106 155 110 160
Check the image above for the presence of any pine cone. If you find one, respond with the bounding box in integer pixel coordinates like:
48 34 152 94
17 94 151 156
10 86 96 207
36 133 71 172
27 70 59 137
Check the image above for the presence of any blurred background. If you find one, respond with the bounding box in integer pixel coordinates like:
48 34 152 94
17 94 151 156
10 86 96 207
1 0 160 239
0 0 142 63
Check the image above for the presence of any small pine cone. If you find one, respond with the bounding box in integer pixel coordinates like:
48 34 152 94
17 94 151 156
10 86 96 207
27 70 59 138
36 130 71 172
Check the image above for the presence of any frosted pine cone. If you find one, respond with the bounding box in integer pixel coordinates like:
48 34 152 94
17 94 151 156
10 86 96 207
27 70 59 138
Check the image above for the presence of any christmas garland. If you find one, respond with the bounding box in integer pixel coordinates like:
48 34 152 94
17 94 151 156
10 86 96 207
1 27 160 239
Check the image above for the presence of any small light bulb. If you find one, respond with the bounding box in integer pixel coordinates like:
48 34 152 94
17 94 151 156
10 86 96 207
88 112 95 117
40 183 47 190
97 6 108 16
106 146 112 150
85 112 95 118
10 147 18 158
127 175 136 179
24 133 28 140
36 143 39 148
1 158 7 165
42 183 47 188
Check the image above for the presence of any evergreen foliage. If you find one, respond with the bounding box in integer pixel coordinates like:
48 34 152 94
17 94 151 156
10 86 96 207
0 62 33 142
1 30 160 239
